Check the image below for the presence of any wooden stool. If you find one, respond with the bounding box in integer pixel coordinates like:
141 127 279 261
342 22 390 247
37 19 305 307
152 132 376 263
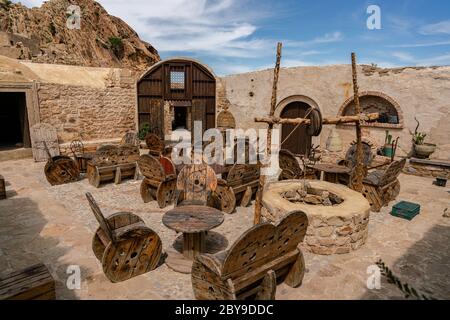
0 263 55 300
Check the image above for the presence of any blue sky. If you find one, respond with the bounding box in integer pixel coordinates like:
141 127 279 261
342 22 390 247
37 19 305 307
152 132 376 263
16 0 450 75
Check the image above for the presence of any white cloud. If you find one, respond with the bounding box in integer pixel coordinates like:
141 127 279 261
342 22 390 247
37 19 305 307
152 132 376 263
387 40 450 48
420 20 450 35
392 51 450 66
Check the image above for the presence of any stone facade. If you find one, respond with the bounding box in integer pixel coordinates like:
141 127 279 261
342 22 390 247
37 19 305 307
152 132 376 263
37 82 136 149
221 65 450 160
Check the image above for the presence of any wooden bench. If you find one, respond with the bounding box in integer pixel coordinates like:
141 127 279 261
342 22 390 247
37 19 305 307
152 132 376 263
0 174 6 200
0 263 55 300
362 159 406 212
87 144 140 188
213 163 260 214
138 154 177 208
86 193 163 283
192 210 308 300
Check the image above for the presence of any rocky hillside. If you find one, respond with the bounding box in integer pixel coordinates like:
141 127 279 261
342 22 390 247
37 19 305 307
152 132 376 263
0 0 160 70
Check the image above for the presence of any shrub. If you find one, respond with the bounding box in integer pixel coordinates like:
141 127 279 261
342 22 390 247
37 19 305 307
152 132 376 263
108 36 124 59
138 123 150 140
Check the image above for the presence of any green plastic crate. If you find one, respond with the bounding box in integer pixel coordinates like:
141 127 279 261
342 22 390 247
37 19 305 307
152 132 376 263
391 201 421 221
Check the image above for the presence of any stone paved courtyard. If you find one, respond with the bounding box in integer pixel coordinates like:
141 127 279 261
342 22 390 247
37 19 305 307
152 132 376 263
0 158 449 300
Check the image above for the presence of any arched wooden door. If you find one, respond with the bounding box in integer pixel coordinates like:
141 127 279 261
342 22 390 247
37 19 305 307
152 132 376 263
280 102 312 156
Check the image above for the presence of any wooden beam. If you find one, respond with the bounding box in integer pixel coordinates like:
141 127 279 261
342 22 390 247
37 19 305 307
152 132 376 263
350 52 365 192
254 42 282 226
255 113 379 125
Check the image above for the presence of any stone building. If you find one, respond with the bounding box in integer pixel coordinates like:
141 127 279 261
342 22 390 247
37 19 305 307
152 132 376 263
1 53 449 163
221 64 450 160
0 55 136 158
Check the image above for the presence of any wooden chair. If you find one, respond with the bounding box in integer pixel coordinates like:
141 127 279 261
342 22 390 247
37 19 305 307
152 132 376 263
191 210 308 300
87 144 140 187
175 163 218 206
362 159 406 212
138 154 177 208
213 163 260 214
86 193 162 283
121 131 140 147
145 133 165 156
337 142 373 186
278 149 303 181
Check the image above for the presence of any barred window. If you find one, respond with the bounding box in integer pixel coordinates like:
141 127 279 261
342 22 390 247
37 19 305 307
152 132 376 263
170 71 185 90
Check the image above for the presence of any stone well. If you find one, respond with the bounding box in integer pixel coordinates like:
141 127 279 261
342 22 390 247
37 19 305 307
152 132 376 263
262 180 371 255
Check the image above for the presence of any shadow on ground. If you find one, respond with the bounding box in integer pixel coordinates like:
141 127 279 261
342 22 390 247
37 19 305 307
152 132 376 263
360 224 450 300
0 197 92 299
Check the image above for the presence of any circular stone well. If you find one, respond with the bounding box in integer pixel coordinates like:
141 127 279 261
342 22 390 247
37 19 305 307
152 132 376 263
262 180 371 255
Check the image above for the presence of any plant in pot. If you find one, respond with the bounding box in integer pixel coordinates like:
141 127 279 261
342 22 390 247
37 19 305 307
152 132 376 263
383 130 394 157
412 117 436 159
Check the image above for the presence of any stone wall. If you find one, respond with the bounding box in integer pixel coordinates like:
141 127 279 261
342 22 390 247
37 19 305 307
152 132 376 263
220 65 450 160
37 81 136 151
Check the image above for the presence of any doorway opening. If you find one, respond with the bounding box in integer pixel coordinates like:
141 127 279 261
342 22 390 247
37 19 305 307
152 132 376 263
0 92 31 149
280 101 313 156
172 106 187 130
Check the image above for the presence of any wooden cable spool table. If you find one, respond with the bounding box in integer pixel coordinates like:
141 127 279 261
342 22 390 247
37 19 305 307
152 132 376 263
162 205 225 274
307 163 351 184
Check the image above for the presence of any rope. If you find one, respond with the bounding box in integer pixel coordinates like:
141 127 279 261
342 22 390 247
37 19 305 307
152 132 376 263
281 107 314 146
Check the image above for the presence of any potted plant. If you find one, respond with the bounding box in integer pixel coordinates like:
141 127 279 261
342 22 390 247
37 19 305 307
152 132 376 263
411 117 437 159
383 130 394 157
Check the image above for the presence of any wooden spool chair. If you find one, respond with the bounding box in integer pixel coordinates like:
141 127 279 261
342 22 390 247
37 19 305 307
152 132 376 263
191 210 309 300
213 164 260 214
44 142 80 186
278 149 303 181
87 145 139 187
86 192 162 283
145 133 165 156
175 163 218 206
121 131 140 147
362 159 406 212
337 142 373 186
138 154 177 208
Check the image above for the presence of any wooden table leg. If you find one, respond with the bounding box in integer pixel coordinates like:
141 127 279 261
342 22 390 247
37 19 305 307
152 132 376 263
183 232 206 259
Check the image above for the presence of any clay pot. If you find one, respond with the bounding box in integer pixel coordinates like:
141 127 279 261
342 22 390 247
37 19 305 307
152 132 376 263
414 143 436 159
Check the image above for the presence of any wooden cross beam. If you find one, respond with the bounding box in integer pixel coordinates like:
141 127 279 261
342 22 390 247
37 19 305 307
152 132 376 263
255 113 379 126
254 42 282 225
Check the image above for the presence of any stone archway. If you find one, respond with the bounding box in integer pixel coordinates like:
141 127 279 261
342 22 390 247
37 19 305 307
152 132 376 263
275 95 321 156
337 91 404 129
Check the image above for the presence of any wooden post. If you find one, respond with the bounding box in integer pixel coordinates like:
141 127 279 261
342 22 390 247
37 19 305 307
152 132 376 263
254 42 282 225
350 53 364 192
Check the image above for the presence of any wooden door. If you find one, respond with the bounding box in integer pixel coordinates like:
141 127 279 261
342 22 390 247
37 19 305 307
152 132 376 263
30 123 60 162
280 102 312 156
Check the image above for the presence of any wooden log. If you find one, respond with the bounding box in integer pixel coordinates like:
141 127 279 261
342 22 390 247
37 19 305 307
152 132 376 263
254 113 379 125
0 263 55 300
350 52 364 192
254 42 282 225
255 270 276 300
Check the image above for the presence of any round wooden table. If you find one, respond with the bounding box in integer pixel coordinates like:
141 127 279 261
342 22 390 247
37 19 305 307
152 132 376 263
307 163 351 183
163 205 225 274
